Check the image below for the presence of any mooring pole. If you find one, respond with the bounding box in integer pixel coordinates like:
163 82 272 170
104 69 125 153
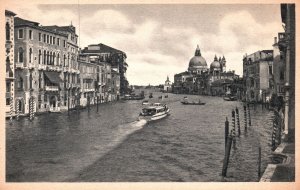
231 110 236 148
225 117 229 149
222 131 233 177
236 107 241 137
244 105 247 132
247 103 251 126
258 146 261 180
97 96 99 113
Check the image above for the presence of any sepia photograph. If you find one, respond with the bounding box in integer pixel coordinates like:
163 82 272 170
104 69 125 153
1 0 298 189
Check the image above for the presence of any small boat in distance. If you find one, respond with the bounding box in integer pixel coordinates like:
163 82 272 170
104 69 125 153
138 104 170 121
142 100 150 105
181 97 205 105
223 94 237 101
149 93 153 98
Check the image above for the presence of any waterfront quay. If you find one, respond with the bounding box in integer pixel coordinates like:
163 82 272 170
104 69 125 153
7 92 275 182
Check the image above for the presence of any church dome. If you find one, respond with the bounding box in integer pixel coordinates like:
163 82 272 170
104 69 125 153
188 45 207 68
210 55 221 69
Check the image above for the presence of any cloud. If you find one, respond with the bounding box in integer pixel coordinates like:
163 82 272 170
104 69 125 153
6 4 283 85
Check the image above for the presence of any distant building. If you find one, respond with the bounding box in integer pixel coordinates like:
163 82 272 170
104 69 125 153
173 45 238 95
81 43 129 100
163 76 172 92
78 54 99 107
243 50 274 102
5 10 16 117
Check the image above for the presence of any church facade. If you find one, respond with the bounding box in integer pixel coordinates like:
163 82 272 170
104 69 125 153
173 45 239 96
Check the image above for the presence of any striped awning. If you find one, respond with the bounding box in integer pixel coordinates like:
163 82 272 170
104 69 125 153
44 71 63 84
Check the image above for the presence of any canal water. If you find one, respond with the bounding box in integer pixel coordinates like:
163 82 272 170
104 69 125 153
6 92 274 182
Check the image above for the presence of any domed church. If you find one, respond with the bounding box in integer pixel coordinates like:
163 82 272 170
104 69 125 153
173 45 239 95
188 45 208 74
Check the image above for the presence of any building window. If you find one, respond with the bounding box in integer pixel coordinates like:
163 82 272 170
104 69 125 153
64 40 66 47
17 77 23 90
38 50 42 64
269 65 273 75
43 34 46 43
57 38 60 46
63 54 66 66
6 22 10 41
39 33 41 41
39 73 42 89
53 37 56 45
53 52 56 65
18 29 24 39
29 48 33 63
18 47 24 63
6 98 11 106
280 70 284 81
50 36 52 44
29 30 33 40
50 52 53 65
43 50 46 64
47 35 49 44
57 53 60 65
29 73 33 89
6 81 11 92
47 51 49 65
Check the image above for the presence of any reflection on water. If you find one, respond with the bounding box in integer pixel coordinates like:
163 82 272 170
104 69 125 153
6 92 273 182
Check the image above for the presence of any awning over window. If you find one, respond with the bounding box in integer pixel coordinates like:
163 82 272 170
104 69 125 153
44 71 63 84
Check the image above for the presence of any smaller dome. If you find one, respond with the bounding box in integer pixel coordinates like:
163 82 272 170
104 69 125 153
210 55 221 69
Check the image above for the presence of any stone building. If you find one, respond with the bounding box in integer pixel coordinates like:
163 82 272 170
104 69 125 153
5 10 16 117
81 43 129 101
173 45 238 95
14 17 79 114
163 76 172 92
243 50 274 102
278 4 295 141
43 24 80 110
78 54 98 107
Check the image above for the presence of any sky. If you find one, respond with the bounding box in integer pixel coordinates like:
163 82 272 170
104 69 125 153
6 2 284 85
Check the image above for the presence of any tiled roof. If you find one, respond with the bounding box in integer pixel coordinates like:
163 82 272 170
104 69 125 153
82 43 125 54
14 17 68 37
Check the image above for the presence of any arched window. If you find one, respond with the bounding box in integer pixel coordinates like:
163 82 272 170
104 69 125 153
29 73 33 89
50 52 53 65
38 50 42 64
53 52 56 65
43 50 46 64
57 53 60 66
47 51 49 65
63 54 66 66
67 54 70 67
17 77 23 90
18 47 24 63
39 72 42 89
6 22 10 41
29 48 33 63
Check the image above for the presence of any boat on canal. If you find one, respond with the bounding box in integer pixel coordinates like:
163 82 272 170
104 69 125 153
223 94 237 101
180 97 205 105
142 100 150 105
138 104 170 121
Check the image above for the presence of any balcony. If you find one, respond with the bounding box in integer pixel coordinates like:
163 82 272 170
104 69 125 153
45 86 59 91
83 88 95 92
15 63 24 69
38 64 46 70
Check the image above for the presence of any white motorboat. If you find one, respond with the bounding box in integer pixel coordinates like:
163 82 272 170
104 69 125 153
138 104 170 121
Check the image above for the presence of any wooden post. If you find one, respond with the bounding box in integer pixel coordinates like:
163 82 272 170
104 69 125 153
68 90 70 116
247 103 251 126
244 105 247 132
231 110 236 147
16 99 20 121
29 97 33 121
88 96 90 112
9 97 13 123
258 146 261 180
222 131 233 177
225 117 229 149
271 119 276 151
97 96 99 113
236 107 241 137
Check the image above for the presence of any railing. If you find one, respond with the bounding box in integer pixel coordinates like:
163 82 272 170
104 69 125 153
45 86 59 91
15 63 24 69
